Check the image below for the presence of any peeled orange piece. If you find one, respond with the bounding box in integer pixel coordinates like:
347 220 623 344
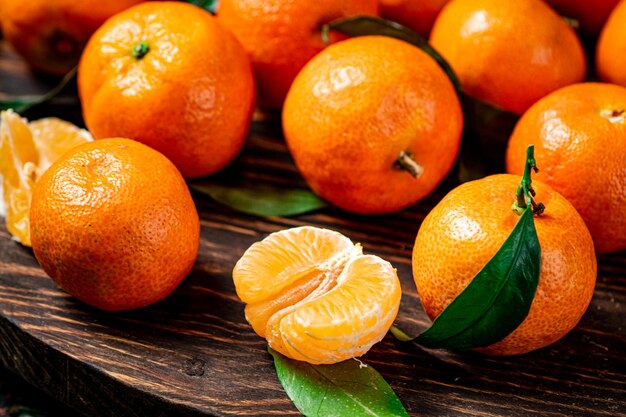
0 110 92 246
233 226 402 364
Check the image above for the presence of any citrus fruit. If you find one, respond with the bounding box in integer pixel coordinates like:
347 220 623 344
217 0 378 109
30 138 200 311
506 83 626 254
233 226 402 364
78 1 255 179
0 0 144 75
545 0 620 37
0 110 92 246
283 36 463 214
430 0 586 115
413 174 597 355
379 0 449 37
596 0 626 87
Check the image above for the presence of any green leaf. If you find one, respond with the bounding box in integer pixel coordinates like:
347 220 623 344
414 208 541 350
190 182 327 217
323 16 462 92
0 67 77 114
183 0 218 13
269 348 410 417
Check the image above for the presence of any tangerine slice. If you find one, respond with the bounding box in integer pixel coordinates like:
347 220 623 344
0 110 92 245
233 226 402 364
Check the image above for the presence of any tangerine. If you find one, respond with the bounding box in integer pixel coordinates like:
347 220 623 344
233 226 402 364
0 0 144 75
506 83 626 254
430 0 586 115
596 0 626 87
78 1 255 179
217 0 378 109
283 36 463 214
413 174 596 355
30 138 200 311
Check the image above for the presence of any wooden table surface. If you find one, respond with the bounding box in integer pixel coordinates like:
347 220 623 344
0 41 625 417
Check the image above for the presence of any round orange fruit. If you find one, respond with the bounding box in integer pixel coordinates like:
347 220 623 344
413 174 597 355
233 226 402 364
30 138 200 311
379 0 449 37
545 0 620 37
283 36 463 214
596 0 626 87
78 1 255 179
0 0 144 75
506 83 626 254
217 0 378 109
430 0 586 115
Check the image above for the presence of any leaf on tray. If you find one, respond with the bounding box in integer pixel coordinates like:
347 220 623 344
190 182 327 217
269 348 410 417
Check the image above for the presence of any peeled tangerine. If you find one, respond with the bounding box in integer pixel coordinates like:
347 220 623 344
233 226 402 364
0 110 92 245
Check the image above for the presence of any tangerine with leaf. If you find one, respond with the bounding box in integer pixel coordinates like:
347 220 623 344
413 147 596 355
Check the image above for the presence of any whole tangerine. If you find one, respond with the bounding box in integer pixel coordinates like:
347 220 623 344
596 0 626 87
0 0 144 75
506 83 626 254
78 1 255 179
217 0 378 109
430 0 586 115
30 138 200 311
283 36 463 214
413 174 597 355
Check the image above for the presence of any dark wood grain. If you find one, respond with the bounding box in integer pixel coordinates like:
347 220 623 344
0 41 625 417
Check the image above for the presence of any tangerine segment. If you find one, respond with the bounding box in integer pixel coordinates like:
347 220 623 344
0 110 92 246
233 226 402 364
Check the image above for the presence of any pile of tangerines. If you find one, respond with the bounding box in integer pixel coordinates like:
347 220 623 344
0 0 624 364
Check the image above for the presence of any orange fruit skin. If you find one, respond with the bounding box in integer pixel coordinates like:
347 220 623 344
217 0 378 109
430 0 586 115
283 36 463 214
413 175 597 355
545 0 620 37
379 0 449 37
78 2 255 179
506 83 626 254
597 0 626 87
30 138 200 311
0 0 144 75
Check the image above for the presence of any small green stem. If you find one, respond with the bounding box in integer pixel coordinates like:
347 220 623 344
513 145 544 216
132 42 150 59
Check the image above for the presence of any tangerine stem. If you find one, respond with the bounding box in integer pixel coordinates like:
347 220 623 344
132 42 150 59
513 145 544 216
393 151 424 178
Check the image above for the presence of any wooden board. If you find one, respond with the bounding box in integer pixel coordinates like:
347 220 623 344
0 42 625 417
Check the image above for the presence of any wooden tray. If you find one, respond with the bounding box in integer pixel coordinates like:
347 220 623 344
0 43 625 417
